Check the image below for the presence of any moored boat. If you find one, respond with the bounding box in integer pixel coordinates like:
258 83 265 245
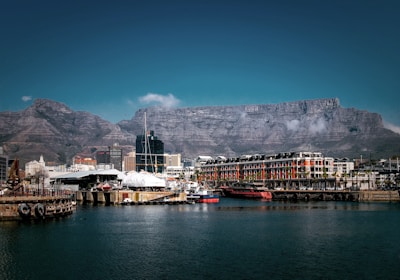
187 190 219 203
220 183 272 199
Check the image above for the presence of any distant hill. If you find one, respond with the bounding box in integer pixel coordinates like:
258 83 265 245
1 98 400 166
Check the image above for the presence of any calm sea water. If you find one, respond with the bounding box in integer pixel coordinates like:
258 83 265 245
1 199 400 280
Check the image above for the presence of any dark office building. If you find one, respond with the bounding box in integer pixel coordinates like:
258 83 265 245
95 147 123 171
136 130 164 173
0 155 8 185
96 150 110 164
109 145 123 171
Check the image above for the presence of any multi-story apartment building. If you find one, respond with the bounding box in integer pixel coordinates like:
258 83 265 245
199 152 335 189
333 158 354 176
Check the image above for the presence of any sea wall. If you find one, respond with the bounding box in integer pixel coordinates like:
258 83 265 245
358 191 400 202
270 190 400 202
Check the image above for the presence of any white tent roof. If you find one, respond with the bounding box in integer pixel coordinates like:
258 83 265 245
53 169 125 180
122 171 166 187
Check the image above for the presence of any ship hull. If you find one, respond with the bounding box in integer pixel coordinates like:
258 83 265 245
221 187 272 199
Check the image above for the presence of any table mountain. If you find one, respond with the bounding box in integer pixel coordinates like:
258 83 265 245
1 98 399 166
119 98 400 160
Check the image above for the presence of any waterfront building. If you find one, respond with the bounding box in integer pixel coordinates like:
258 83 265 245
109 144 123 171
123 151 136 172
165 166 185 179
333 158 355 189
135 130 164 173
199 152 335 189
96 150 110 165
25 155 47 178
93 145 123 171
53 169 124 191
73 155 97 167
195 156 213 169
349 170 376 190
68 164 95 172
165 166 194 180
164 153 181 167
333 158 354 176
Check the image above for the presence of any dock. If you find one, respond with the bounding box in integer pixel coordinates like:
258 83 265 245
0 195 76 221
75 189 400 205
270 190 400 202
76 190 189 205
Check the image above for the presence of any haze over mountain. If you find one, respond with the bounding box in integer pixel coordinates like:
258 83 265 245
1 98 399 166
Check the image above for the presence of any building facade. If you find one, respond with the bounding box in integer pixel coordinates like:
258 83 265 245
199 152 335 189
109 145 123 171
123 151 136 172
96 150 110 165
164 153 181 167
0 152 7 186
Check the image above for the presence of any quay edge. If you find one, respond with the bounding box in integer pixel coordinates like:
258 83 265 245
270 190 400 202
76 190 188 205
75 190 400 205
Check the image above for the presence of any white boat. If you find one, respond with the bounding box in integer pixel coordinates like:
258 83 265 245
121 198 133 205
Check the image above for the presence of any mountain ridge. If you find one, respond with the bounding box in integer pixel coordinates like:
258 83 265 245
1 98 399 166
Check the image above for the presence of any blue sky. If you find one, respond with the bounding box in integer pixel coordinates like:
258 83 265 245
1 0 399 130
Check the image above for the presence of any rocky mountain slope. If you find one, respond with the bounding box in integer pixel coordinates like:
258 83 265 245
0 99 133 165
119 98 400 160
1 98 399 166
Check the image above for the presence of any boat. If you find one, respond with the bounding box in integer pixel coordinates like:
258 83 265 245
220 183 272 199
120 198 133 205
186 189 219 203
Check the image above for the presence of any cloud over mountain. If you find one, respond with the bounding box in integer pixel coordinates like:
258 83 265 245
139 93 180 108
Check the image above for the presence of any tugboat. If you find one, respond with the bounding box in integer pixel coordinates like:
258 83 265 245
220 183 272 199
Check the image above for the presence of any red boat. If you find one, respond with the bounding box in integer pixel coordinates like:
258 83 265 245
220 184 272 199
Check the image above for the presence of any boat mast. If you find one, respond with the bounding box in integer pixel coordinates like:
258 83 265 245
143 112 154 173
144 112 147 171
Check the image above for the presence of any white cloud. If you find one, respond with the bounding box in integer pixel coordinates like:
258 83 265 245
139 93 180 108
309 118 327 134
384 121 400 135
21 96 32 102
286 119 300 131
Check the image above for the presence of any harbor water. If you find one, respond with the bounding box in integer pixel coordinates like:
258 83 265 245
1 199 400 280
